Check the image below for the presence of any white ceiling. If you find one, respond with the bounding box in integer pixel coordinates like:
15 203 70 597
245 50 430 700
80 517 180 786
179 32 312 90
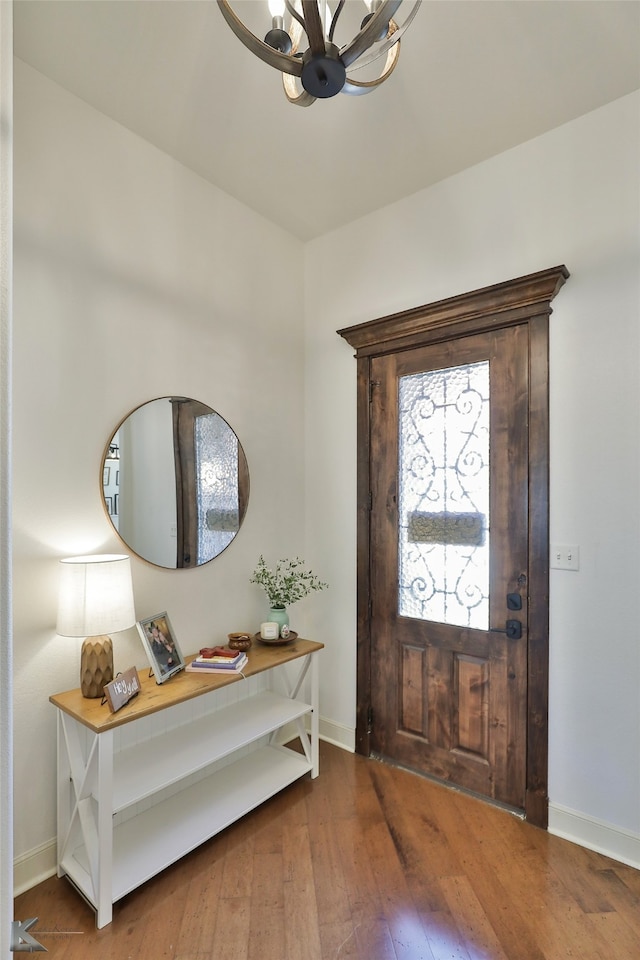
12 1 640 240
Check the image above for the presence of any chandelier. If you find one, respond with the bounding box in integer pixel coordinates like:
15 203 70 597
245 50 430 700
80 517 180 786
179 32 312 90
217 1 421 106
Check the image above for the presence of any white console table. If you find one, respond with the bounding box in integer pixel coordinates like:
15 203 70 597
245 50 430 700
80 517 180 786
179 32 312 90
50 638 323 928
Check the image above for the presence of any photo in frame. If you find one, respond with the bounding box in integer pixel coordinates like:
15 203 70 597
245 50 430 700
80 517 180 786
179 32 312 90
136 612 185 684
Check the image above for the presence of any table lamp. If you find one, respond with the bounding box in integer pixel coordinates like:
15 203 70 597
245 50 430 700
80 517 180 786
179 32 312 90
57 554 136 698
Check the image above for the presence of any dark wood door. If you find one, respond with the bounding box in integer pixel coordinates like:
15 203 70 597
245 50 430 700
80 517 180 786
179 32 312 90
339 266 569 824
369 325 529 808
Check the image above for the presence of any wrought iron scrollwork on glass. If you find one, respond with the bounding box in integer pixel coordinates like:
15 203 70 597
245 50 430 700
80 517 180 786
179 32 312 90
398 361 490 628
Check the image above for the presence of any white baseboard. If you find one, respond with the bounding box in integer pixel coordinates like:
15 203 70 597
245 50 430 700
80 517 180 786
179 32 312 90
548 801 640 870
13 838 57 897
276 717 355 752
14 719 357 896
319 716 355 752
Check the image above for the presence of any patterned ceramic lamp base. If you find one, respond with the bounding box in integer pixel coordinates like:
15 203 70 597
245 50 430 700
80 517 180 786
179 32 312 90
81 635 114 698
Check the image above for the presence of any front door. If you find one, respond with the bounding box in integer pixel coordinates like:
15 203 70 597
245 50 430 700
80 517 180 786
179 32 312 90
338 265 569 824
369 326 528 808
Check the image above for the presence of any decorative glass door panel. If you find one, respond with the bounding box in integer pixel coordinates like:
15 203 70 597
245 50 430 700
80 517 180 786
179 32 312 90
195 412 240 564
398 361 490 629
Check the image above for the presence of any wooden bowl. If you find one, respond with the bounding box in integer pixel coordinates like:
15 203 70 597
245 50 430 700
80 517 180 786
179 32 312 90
227 632 253 652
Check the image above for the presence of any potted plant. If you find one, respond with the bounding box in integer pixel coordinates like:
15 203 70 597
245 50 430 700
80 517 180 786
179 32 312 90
250 555 328 631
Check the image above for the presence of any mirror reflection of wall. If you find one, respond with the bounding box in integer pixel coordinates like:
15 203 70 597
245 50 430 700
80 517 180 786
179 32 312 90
102 436 120 532
121 400 177 567
102 398 249 568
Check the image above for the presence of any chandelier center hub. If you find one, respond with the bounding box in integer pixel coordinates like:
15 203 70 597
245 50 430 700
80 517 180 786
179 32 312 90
301 45 346 99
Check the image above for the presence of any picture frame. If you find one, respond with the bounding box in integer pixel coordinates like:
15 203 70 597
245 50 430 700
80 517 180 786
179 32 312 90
104 495 113 515
136 612 185 684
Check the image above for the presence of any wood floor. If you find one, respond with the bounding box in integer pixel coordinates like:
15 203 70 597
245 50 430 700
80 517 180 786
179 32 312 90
14 740 640 959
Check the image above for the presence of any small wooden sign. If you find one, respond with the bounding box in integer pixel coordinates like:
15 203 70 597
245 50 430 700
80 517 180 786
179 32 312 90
103 666 141 713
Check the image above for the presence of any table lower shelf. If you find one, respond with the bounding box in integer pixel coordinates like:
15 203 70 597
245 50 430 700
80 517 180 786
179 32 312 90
61 743 311 923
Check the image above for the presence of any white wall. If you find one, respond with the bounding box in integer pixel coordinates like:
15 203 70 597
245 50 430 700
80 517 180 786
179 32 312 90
304 91 640 866
12 59 306 888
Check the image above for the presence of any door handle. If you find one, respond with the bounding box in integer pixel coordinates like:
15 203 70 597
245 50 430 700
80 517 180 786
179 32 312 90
490 619 522 640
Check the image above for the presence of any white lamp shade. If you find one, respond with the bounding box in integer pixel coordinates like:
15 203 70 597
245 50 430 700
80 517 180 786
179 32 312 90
57 554 136 637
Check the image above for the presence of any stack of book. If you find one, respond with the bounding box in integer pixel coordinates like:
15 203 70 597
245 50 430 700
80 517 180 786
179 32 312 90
186 646 248 675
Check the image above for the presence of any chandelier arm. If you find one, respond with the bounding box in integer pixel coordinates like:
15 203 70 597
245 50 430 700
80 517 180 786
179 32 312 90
282 73 317 107
289 17 304 55
301 0 327 56
344 0 420 72
342 40 400 96
217 1 303 77
285 0 306 33
339 0 403 68
328 0 346 43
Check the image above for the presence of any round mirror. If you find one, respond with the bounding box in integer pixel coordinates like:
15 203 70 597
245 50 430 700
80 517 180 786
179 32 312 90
102 397 249 568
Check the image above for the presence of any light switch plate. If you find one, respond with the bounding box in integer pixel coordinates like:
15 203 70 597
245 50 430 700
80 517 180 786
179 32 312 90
550 544 580 571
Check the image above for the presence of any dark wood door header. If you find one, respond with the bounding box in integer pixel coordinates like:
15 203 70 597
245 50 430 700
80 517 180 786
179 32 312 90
338 265 569 356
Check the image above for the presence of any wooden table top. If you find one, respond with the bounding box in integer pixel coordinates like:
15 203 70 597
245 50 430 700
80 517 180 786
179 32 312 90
50 638 324 733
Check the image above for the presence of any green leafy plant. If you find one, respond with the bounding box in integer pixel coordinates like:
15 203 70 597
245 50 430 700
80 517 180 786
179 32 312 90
250 556 328 609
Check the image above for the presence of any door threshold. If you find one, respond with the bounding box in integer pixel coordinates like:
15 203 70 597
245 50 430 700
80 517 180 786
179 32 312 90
369 751 526 820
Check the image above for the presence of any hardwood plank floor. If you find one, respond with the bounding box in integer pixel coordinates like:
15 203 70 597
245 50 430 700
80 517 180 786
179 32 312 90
14 741 640 959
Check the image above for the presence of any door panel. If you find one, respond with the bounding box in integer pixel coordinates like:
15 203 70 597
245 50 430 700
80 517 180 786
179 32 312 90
369 326 529 809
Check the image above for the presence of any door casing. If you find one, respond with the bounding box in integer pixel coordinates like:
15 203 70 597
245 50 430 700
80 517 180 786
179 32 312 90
338 266 569 827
